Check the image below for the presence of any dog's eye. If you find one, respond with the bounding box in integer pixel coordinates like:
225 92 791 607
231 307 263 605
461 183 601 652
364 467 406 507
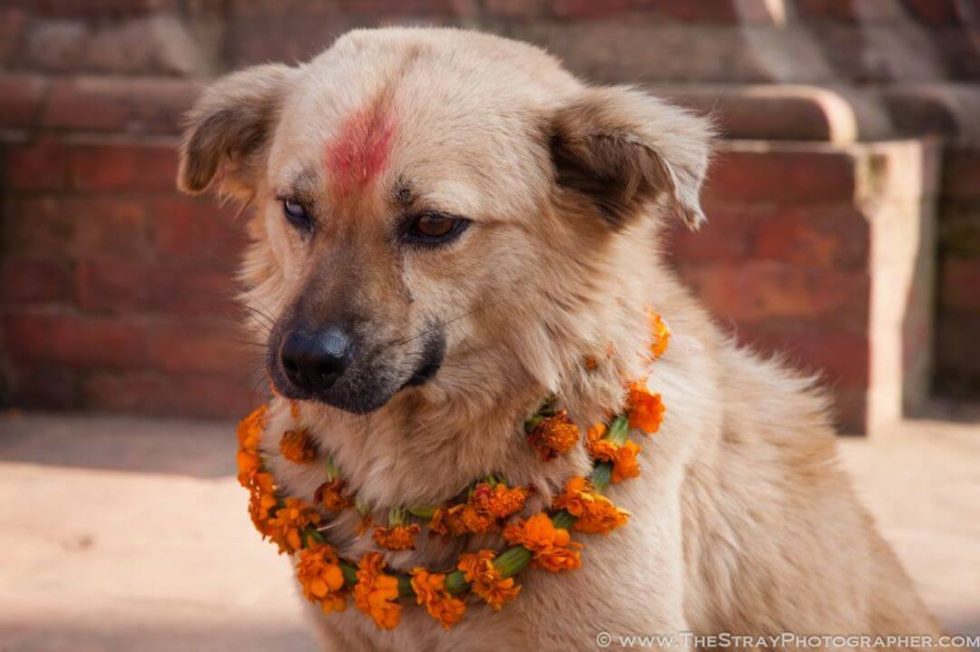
282 199 312 231
404 213 468 245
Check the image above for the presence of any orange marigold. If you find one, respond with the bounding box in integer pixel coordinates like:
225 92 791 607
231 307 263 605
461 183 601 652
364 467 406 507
471 483 528 519
314 478 353 512
353 553 402 630
527 410 580 461
236 404 267 453
590 439 642 484
585 422 607 456
649 311 671 358
236 448 261 488
410 568 466 630
502 513 581 573
457 550 521 611
266 497 321 554
279 429 318 464
373 524 421 551
553 476 629 535
296 544 347 614
247 471 278 536
429 504 497 537
626 382 665 434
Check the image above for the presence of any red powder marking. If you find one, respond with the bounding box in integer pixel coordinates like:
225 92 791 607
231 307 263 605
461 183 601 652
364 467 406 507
324 102 396 195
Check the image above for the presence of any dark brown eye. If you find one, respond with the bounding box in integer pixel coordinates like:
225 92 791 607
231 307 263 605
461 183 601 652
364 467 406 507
403 212 469 246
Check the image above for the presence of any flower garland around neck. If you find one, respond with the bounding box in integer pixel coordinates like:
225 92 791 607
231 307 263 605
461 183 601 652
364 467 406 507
236 310 671 631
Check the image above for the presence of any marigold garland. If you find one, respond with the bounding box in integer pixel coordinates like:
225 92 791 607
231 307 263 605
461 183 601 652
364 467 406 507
297 543 347 614
503 513 582 572
410 568 467 629
236 310 672 631
457 550 521 611
353 552 402 630
280 428 318 464
526 409 580 461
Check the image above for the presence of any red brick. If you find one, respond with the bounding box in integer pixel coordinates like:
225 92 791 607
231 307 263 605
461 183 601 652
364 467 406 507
70 196 152 259
149 196 246 266
41 76 200 134
1 258 74 304
2 365 78 410
74 260 238 315
0 73 48 129
552 0 741 21
81 369 255 418
667 205 753 263
704 149 857 204
43 77 131 131
74 259 155 312
0 6 27 65
938 258 980 314
2 197 75 258
676 261 869 330
751 205 869 269
69 142 178 192
900 0 963 26
144 319 258 375
3 312 147 368
943 148 980 200
736 323 871 387
4 139 70 190
149 267 239 316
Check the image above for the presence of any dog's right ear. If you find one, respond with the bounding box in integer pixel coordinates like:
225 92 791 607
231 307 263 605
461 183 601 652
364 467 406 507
177 64 295 198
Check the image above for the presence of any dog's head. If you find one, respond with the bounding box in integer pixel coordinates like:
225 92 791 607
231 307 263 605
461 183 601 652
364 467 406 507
178 28 711 415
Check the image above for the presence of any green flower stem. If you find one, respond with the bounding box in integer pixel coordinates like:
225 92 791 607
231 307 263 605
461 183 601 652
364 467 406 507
605 415 630 446
589 461 613 492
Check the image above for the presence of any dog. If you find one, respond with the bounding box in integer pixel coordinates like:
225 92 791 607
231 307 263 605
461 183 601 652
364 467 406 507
177 27 943 651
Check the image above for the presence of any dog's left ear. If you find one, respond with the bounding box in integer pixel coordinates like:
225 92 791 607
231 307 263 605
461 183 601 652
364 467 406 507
549 86 712 230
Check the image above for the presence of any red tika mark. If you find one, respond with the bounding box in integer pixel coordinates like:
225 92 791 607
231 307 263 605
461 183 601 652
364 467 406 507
324 103 396 195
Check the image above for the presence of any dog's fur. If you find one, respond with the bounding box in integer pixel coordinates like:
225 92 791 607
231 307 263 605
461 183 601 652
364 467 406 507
178 28 941 651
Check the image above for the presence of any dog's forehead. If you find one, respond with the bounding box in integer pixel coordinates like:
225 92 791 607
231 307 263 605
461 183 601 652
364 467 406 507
270 36 575 215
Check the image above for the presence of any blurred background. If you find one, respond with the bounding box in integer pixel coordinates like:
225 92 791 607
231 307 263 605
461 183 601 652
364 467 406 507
0 1 977 650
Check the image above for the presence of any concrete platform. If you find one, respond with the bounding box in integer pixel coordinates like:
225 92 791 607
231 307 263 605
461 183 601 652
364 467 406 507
0 411 977 650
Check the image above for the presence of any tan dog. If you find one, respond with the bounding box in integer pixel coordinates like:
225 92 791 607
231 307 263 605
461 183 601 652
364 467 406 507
178 27 942 651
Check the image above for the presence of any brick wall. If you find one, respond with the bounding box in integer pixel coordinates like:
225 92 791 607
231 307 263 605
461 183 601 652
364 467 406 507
1 0 977 429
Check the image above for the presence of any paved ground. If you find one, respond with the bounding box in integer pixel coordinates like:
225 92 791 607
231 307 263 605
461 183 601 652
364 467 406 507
0 410 977 651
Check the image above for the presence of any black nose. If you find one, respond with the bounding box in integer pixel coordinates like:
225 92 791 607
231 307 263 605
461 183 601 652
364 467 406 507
279 326 352 394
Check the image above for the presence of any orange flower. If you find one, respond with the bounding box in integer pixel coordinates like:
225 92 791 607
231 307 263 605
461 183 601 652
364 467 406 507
314 479 353 512
373 524 421 551
266 497 321 554
502 513 581 572
471 483 528 519
585 422 607 456
649 311 670 358
527 410 580 461
353 553 402 630
247 471 278 536
296 544 347 614
429 504 497 537
626 383 664 434
590 439 642 484
236 448 261 488
457 550 521 610
279 429 318 464
410 568 466 630
553 476 629 535
236 404 267 453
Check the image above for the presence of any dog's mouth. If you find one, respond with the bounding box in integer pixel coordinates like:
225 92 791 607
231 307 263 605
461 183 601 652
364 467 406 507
269 327 446 415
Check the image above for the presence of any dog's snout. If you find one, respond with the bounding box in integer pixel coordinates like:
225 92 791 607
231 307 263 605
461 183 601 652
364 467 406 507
279 326 352 394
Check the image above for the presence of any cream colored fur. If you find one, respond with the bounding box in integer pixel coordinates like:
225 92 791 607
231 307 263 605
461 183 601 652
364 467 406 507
179 27 943 651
